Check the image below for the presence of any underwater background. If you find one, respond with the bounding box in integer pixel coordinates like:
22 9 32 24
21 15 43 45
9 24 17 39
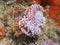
0 0 60 45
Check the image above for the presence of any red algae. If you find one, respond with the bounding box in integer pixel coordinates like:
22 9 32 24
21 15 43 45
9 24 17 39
0 26 5 40
32 0 41 4
49 0 60 28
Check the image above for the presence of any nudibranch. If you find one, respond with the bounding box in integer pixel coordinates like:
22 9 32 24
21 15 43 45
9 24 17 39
19 0 46 36
0 26 5 40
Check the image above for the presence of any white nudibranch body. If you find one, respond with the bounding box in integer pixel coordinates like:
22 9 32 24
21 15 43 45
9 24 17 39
19 4 46 36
